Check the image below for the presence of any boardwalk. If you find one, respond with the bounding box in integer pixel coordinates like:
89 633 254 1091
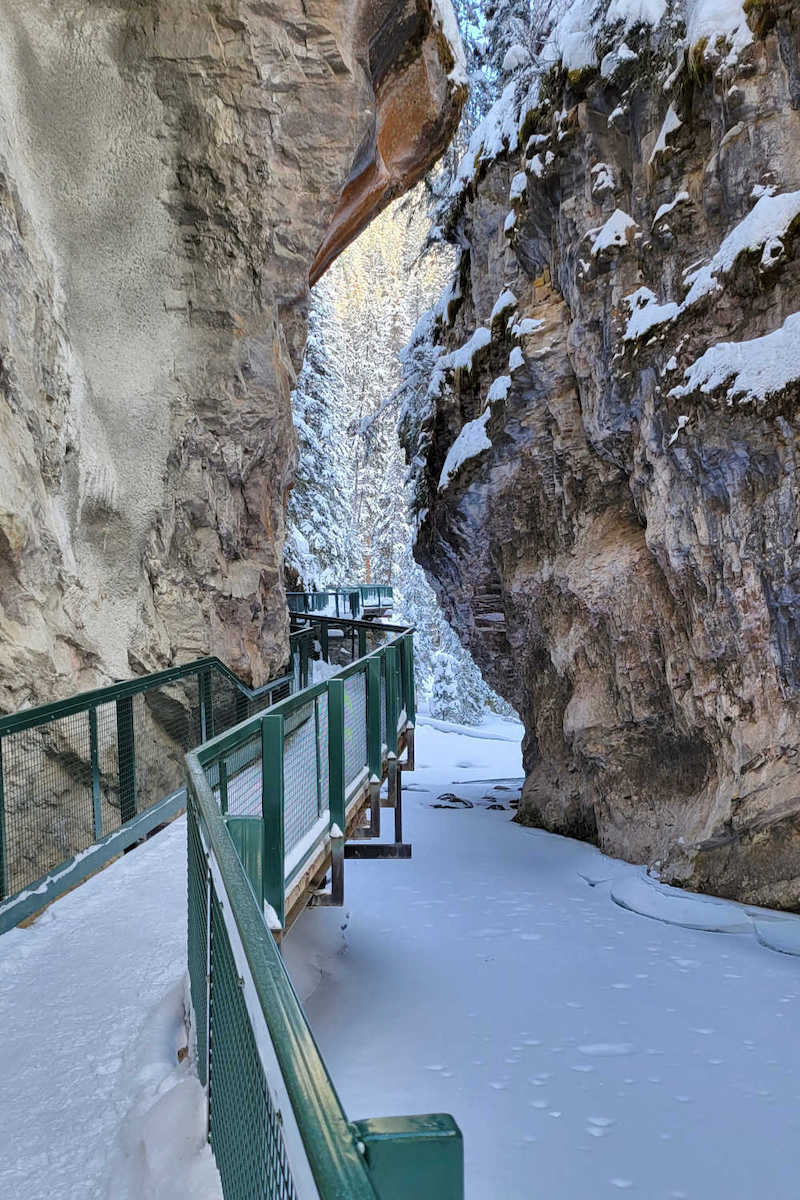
2 719 800 1199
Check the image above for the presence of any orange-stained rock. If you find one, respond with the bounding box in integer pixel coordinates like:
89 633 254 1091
311 1 466 283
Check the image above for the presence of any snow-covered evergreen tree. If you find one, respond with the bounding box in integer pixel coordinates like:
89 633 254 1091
286 278 360 588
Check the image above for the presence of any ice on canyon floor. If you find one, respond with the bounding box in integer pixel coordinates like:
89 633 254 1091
3 716 800 1199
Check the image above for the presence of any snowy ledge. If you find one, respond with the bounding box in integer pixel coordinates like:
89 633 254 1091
668 310 800 406
438 408 492 491
623 189 800 341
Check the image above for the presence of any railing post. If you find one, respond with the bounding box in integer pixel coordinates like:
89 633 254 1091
320 622 329 663
261 714 285 930
353 1115 463 1200
200 669 214 742
328 679 345 832
0 737 7 901
385 646 399 744
219 757 229 814
300 632 310 689
327 679 346 904
116 695 136 824
403 634 416 726
367 658 382 836
88 707 102 840
358 627 367 659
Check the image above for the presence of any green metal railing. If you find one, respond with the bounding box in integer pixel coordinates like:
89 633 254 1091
187 612 463 1199
287 587 393 620
0 593 462 1198
0 631 314 932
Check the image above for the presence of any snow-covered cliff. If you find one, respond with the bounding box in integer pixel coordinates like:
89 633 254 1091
400 0 800 907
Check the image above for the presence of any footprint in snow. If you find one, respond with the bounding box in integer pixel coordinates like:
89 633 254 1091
578 1043 636 1057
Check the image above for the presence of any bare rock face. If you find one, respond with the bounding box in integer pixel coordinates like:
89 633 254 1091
406 4 800 907
0 0 464 706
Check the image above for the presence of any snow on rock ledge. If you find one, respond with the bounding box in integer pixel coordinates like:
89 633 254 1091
669 311 800 405
438 409 493 491
401 0 800 910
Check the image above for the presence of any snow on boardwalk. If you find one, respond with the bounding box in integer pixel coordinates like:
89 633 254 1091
285 717 800 1200
0 819 220 1200
2 718 799 1199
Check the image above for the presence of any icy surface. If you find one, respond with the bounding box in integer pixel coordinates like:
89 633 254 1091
487 374 512 403
438 408 492 490
284 720 800 1200
4 721 800 1200
0 819 221 1200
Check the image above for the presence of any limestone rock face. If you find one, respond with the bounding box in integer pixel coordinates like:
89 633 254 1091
407 5 800 907
0 0 464 706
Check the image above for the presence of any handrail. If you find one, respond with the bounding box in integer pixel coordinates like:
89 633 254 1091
0 629 314 922
185 610 462 1200
0 592 462 1197
286 586 394 621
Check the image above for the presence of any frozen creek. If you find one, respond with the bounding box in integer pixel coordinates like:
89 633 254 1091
1 717 799 1198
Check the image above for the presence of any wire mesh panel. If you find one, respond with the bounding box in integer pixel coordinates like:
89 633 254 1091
283 701 320 856
208 888 299 1200
1 711 93 897
317 693 329 814
215 732 263 817
187 804 209 1085
343 673 368 789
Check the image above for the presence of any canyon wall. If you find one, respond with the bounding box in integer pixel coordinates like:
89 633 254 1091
0 0 464 708
403 0 800 906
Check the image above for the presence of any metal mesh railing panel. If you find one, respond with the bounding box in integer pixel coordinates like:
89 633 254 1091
208 888 299 1200
317 693 329 814
344 673 367 789
283 702 319 855
217 732 263 818
1 710 93 897
187 804 208 1085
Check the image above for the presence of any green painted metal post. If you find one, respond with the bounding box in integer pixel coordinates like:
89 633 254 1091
327 679 346 833
367 658 382 837
219 757 229 814
358 627 367 659
367 658 382 783
261 713 285 929
300 633 310 689
385 646 398 745
116 695 137 824
200 670 214 742
353 1115 464 1200
403 634 416 725
88 707 102 840
320 622 329 663
0 737 6 902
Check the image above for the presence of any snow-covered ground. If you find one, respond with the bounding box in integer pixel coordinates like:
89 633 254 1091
2 716 799 1200
285 716 800 1200
0 819 221 1200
